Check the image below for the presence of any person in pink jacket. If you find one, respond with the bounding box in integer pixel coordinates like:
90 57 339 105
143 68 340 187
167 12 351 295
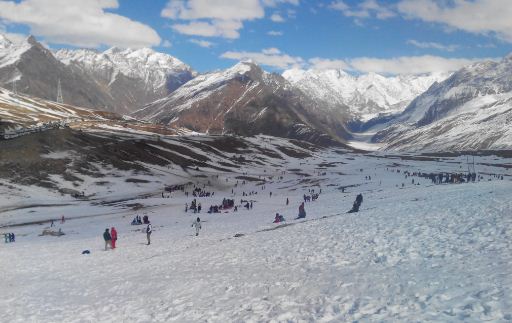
111 227 118 249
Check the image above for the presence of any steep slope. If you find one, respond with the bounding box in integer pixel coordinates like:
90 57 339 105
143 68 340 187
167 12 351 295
134 62 351 146
55 47 195 112
283 68 448 123
0 35 118 112
373 55 512 151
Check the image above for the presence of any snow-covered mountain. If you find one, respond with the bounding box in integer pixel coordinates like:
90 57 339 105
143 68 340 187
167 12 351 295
55 47 195 106
134 61 350 146
283 68 449 123
373 55 512 151
0 34 121 112
0 34 194 114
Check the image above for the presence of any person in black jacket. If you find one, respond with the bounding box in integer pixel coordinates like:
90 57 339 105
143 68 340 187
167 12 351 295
103 228 112 250
348 193 364 213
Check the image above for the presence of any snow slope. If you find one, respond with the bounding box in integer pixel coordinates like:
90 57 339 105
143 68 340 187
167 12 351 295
0 87 121 132
374 55 512 151
283 68 449 121
1 143 511 322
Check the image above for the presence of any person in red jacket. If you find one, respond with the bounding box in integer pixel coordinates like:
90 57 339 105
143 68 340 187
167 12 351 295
110 227 118 249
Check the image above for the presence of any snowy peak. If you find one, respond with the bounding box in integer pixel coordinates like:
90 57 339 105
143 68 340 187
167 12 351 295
0 34 13 49
56 46 195 91
0 34 43 71
373 54 512 151
133 60 348 146
283 67 449 121
399 54 512 126
103 46 193 76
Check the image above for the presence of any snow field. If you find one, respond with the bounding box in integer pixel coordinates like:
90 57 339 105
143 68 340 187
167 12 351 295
1 150 511 322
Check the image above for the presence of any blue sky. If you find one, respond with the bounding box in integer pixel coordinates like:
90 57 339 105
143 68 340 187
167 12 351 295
0 0 511 74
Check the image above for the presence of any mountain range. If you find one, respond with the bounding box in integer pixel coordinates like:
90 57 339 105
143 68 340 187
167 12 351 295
0 34 194 114
373 55 512 151
282 68 449 124
133 61 350 146
1 33 510 151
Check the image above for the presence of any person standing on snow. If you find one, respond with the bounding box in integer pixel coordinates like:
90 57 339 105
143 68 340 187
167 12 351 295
103 228 112 250
192 217 202 236
146 222 152 245
110 227 118 249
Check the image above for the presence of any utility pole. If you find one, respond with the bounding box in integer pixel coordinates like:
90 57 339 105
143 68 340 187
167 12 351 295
12 79 17 95
57 79 64 104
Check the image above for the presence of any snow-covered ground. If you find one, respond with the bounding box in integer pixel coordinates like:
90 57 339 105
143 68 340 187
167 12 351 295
1 148 511 322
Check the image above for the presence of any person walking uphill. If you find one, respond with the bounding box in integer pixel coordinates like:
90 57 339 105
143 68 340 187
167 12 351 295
110 227 118 249
192 217 202 236
103 228 112 251
146 221 152 245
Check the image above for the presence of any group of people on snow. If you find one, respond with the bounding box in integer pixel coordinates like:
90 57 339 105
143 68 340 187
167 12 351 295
4 233 15 243
103 227 117 250
130 215 149 225
186 199 202 213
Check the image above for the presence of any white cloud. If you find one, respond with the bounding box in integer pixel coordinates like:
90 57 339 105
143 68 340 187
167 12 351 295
348 55 482 75
270 13 285 22
262 0 299 6
162 0 298 39
267 30 283 36
221 46 481 74
308 58 350 70
162 0 264 21
398 0 512 43
0 0 161 48
407 39 459 52
172 20 243 39
162 40 173 48
221 48 304 69
262 47 281 55
329 0 395 20
477 43 496 49
189 39 214 48
162 0 263 39
309 55 483 75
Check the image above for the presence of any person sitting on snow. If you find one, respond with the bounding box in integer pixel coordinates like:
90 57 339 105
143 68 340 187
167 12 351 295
296 202 306 219
273 213 285 223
